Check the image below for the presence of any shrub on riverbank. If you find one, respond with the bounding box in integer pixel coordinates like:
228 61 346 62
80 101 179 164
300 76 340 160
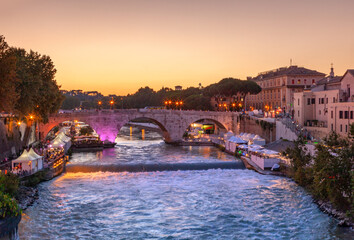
0 173 19 197
284 132 354 219
24 170 47 187
0 193 21 219
0 173 21 219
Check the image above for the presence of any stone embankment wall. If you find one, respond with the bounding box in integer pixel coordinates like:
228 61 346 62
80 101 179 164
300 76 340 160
275 121 298 141
0 118 23 160
236 116 276 143
0 215 21 240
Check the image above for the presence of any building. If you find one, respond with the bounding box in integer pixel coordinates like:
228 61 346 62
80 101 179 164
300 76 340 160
210 93 246 111
294 68 354 138
245 66 325 114
175 85 183 91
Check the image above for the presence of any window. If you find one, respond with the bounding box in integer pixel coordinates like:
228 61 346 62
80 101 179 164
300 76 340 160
333 97 335 103
298 99 300 105
344 111 349 119
331 111 333 119
321 98 324 104
312 79 315 84
304 79 307 84
319 110 321 115
311 98 315 104
307 98 311 105
340 124 342 132
351 111 353 119
292 79 295 84
297 79 301 84
339 111 343 119
345 125 348 133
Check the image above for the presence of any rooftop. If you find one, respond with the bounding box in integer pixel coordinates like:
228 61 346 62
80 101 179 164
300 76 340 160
316 76 342 86
252 66 325 81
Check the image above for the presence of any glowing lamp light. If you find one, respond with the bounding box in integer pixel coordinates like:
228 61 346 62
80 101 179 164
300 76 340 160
219 104 221 107
238 103 242 107
169 101 172 104
17 121 21 126
29 115 34 120
98 101 102 105
223 104 227 107
110 100 114 105
232 103 236 107
180 101 183 105
176 102 179 105
164 101 168 105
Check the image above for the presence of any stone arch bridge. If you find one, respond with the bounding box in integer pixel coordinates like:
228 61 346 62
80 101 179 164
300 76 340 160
39 109 239 144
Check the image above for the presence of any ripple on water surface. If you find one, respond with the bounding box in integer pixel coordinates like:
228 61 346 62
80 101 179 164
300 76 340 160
69 138 236 165
19 169 352 240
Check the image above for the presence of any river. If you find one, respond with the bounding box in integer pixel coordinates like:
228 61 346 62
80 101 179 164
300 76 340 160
19 127 352 239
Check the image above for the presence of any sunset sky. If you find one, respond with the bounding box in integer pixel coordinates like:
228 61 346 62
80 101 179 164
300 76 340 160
1 0 354 95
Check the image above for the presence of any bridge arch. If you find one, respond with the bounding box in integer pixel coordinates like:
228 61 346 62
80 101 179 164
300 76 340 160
118 117 171 142
183 117 229 134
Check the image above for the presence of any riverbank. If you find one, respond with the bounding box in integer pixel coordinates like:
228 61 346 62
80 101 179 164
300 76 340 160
238 152 353 228
210 140 354 229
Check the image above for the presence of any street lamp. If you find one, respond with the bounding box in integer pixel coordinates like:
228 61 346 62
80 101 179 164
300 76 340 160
98 101 102 110
110 99 114 110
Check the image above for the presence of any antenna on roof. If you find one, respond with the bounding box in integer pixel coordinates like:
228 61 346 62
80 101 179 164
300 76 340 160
290 59 292 66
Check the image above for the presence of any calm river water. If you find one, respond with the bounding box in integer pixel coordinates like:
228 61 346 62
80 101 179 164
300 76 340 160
19 127 352 239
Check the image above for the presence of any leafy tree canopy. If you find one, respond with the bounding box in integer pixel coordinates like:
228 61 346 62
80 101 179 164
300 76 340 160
0 35 64 122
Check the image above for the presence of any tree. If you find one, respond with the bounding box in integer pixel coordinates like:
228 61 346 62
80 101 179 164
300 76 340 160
0 35 18 112
312 132 353 211
61 96 81 110
184 94 211 110
203 78 261 97
284 137 313 186
10 48 64 122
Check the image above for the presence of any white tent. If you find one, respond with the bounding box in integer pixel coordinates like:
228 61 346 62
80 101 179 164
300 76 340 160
12 148 43 174
251 135 266 146
50 132 72 152
262 149 279 156
248 144 264 152
224 131 234 140
229 136 247 144
237 144 248 150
